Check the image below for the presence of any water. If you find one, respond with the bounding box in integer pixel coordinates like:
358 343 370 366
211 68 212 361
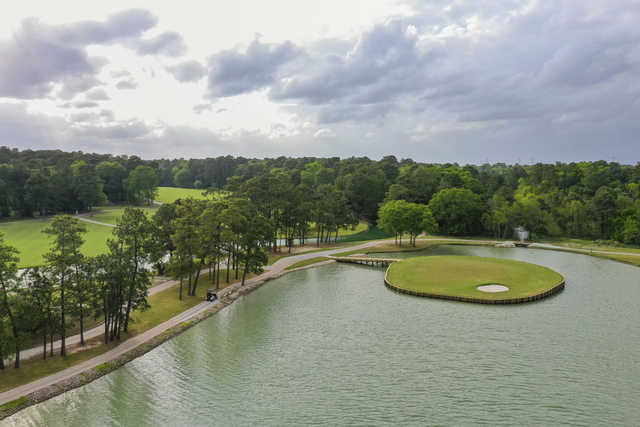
5 246 640 426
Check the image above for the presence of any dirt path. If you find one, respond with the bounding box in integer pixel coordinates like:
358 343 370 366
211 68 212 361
73 212 116 228
12 276 179 363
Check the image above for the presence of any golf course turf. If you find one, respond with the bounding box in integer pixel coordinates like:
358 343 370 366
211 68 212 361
385 255 565 303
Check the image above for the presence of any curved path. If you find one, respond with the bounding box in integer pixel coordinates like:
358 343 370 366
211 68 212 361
3 237 639 406
12 277 178 362
73 212 116 228
0 240 384 406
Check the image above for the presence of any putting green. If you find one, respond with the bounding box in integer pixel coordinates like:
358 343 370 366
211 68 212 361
384 255 564 303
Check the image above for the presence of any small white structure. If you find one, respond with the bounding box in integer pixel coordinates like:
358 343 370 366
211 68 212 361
513 226 529 242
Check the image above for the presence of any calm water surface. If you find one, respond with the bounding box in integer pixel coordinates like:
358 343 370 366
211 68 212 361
5 246 640 426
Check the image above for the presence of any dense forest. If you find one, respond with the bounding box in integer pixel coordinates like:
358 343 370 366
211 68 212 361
2 146 640 243
3 146 640 373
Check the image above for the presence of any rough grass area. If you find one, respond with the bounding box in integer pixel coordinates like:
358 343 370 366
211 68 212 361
386 255 564 301
285 257 330 270
155 187 209 203
0 218 113 268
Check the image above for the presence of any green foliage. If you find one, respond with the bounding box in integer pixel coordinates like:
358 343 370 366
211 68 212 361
378 200 438 246
429 188 484 235
126 166 158 205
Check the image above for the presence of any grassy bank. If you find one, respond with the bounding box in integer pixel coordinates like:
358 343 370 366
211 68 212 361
386 255 564 301
0 274 232 393
285 257 330 270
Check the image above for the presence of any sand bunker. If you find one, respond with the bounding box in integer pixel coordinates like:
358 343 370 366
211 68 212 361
477 284 509 293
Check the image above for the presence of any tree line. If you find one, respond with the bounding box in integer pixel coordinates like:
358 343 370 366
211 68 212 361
5 147 640 244
0 147 158 217
0 194 275 370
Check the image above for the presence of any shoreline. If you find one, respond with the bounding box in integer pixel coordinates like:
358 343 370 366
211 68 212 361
0 256 341 419
3 238 640 419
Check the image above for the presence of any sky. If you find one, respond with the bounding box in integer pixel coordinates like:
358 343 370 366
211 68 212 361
1 0 639 163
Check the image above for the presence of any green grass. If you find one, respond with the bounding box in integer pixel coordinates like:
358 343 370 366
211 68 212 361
0 218 114 268
87 206 158 225
285 257 330 270
539 237 640 254
337 226 393 242
386 255 564 301
0 396 28 412
156 187 211 203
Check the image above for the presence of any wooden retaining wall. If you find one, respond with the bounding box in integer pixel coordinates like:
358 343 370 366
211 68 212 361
331 256 398 267
383 266 565 304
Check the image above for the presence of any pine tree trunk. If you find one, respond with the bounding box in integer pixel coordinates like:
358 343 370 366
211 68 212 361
216 258 220 289
60 276 66 356
241 249 250 286
79 306 85 345
14 345 20 369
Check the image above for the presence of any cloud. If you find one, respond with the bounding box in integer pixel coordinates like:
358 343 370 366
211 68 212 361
115 79 137 89
0 9 173 99
85 88 110 101
132 31 186 57
59 100 99 109
167 60 206 82
193 103 212 114
313 128 335 138
206 38 301 98
70 109 114 123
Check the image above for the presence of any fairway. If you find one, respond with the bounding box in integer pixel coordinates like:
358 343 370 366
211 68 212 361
0 219 113 268
385 255 564 302
88 206 158 225
155 187 209 203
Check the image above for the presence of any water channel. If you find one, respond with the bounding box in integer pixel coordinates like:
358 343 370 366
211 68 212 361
5 245 640 426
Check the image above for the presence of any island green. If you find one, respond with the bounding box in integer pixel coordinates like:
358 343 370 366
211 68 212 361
385 255 564 302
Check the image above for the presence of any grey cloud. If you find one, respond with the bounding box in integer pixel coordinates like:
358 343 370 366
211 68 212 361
193 103 213 114
51 9 156 46
167 60 206 82
0 9 172 99
2 100 640 163
206 38 301 98
116 79 138 89
74 120 151 140
86 88 110 101
71 109 114 123
132 31 186 57
260 0 640 147
59 101 99 109
110 69 131 78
